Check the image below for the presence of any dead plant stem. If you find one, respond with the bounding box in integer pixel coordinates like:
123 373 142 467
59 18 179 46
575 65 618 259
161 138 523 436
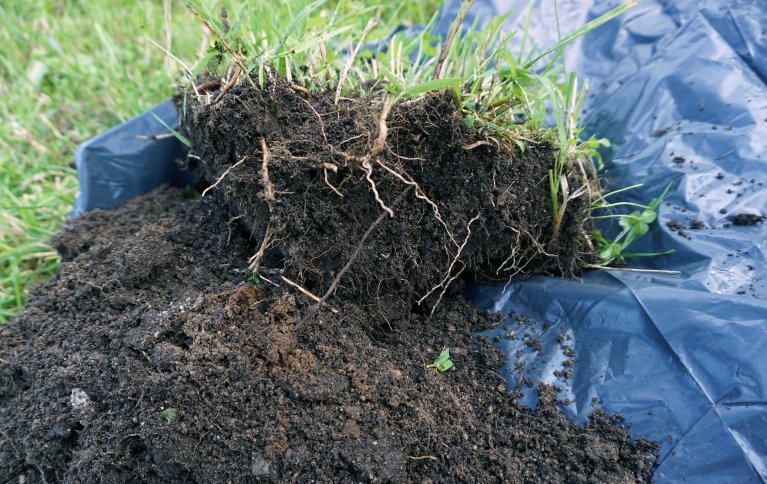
335 17 376 104
433 0 475 80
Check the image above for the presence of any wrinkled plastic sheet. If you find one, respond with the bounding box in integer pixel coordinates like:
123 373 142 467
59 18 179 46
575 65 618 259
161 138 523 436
71 99 192 216
72 1 767 481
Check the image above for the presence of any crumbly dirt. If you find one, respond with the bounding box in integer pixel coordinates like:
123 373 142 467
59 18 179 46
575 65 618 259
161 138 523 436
730 213 765 226
1 187 659 482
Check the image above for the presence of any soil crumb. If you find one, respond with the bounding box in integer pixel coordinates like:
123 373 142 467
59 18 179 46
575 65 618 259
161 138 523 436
666 219 688 238
689 219 705 230
729 213 765 226
1 187 658 482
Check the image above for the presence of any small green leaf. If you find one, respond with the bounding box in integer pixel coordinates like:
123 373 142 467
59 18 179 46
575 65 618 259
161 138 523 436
636 221 649 235
427 347 454 372
464 115 475 128
248 274 262 284
639 210 657 224
599 243 620 261
618 217 632 231
161 408 179 423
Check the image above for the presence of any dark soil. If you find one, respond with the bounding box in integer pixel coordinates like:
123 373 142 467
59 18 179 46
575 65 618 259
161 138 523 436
179 77 596 320
1 188 659 482
729 213 765 226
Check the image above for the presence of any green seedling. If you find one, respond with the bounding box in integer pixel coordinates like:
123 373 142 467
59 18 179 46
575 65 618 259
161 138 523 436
161 408 179 423
591 182 674 266
427 347 454 372
247 273 262 285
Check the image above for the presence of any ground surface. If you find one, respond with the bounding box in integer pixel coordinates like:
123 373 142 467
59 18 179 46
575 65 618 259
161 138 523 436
1 187 658 482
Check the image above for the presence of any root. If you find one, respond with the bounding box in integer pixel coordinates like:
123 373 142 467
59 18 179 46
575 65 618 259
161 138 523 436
301 97 329 144
194 79 221 93
322 162 344 198
496 226 551 275
248 138 276 273
361 160 394 218
201 155 248 197
462 139 498 150
370 98 391 157
290 83 310 97
418 213 481 313
280 275 338 314
212 65 242 104
248 219 273 272
374 158 458 248
260 138 275 201
298 189 411 327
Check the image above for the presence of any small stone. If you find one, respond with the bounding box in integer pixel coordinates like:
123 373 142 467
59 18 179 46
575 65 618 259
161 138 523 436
251 453 272 476
70 388 90 410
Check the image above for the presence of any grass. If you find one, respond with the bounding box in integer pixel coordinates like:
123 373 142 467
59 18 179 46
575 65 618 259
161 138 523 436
0 1 193 321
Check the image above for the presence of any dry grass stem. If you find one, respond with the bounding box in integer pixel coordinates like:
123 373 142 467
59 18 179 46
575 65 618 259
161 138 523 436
335 17 377 104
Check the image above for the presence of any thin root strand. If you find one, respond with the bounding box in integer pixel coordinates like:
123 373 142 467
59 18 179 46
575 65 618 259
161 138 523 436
201 155 248 197
418 213 481 311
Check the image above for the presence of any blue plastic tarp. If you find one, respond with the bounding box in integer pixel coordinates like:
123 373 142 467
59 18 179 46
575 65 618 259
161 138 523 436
72 1 767 481
445 1 767 481
71 99 192 217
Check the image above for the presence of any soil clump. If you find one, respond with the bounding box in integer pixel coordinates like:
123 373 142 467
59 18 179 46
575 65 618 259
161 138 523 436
179 78 596 320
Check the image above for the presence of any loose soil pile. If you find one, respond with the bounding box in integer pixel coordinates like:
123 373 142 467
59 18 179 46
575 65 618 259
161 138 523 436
1 80 659 482
1 188 658 482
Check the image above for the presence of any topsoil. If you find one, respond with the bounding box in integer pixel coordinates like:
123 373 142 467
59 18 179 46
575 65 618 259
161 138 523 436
1 79 659 482
1 188 658 482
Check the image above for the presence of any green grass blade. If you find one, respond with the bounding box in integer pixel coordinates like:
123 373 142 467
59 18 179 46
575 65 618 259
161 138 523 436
524 0 638 69
403 76 466 96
